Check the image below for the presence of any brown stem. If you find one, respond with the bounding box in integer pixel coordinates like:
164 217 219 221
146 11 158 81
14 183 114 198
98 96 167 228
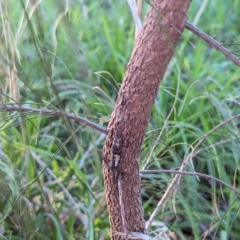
102 0 191 239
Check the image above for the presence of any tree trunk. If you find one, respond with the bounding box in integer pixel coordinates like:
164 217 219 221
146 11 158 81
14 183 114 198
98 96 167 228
102 0 191 239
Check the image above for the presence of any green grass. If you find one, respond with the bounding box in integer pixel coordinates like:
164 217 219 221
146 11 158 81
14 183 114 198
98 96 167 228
1 0 240 239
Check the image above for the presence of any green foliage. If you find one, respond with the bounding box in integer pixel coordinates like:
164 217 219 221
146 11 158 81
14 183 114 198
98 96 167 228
1 0 240 239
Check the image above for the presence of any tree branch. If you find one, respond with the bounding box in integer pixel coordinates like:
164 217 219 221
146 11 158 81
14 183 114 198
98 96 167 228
0 104 107 134
185 21 240 67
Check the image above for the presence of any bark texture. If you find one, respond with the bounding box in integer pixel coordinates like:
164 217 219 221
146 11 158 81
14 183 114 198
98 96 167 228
103 0 191 239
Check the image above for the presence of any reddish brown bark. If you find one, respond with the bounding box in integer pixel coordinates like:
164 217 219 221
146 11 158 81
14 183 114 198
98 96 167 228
103 0 191 239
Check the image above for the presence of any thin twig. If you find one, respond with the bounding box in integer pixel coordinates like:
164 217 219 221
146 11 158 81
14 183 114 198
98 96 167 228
30 150 88 227
141 66 181 171
78 133 106 168
194 136 240 156
118 174 128 240
0 104 107 134
185 21 240 67
146 113 240 230
141 170 240 195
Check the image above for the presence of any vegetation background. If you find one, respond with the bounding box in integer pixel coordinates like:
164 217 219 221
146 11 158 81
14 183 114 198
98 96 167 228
1 0 240 239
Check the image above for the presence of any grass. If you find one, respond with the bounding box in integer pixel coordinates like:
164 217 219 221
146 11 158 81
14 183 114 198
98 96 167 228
1 0 240 239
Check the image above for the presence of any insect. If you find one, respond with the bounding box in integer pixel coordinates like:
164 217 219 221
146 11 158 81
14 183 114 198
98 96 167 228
111 131 121 170
100 131 122 181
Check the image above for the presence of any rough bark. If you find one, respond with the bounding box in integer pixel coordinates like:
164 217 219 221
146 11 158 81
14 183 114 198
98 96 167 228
102 0 191 239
